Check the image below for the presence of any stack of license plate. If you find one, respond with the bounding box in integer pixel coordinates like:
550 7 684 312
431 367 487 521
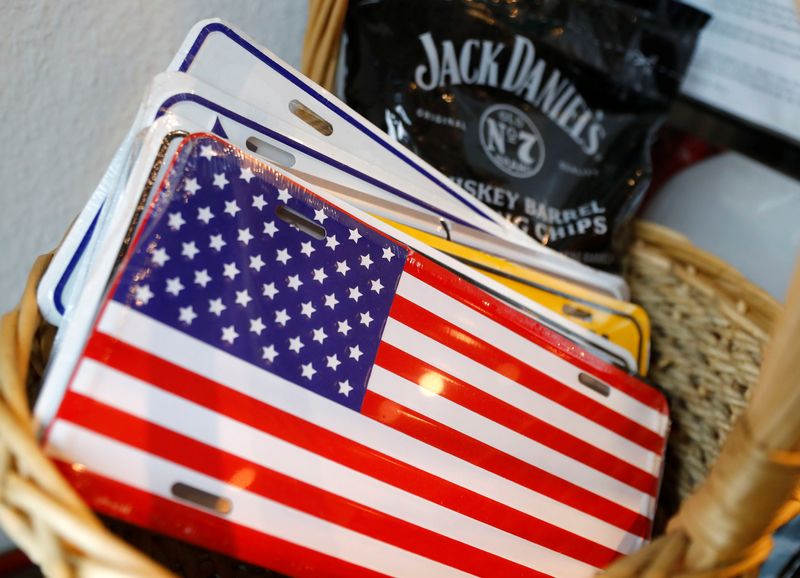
35 20 669 578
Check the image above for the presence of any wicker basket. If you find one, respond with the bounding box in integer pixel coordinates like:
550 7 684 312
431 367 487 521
2 3 799 573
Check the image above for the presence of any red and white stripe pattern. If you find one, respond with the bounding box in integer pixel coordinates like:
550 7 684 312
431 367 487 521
46 251 668 578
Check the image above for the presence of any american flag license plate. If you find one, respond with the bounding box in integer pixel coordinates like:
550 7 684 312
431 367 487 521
45 134 669 578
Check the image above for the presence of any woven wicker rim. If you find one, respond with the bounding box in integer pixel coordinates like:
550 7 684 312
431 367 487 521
0 254 176 578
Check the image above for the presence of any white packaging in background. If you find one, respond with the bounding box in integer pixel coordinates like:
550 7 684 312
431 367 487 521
645 152 800 302
682 0 800 143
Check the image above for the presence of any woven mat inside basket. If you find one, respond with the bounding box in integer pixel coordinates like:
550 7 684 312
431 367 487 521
627 222 780 524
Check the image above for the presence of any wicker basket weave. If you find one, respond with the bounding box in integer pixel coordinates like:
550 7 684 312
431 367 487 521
627 223 781 520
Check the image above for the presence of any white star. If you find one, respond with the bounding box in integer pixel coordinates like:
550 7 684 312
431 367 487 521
288 336 304 353
348 228 362 243
348 286 362 302
200 145 216 160
336 260 350 275
221 325 239 344
182 241 199 260
165 277 184 296
349 345 364 361
168 212 186 231
240 167 255 183
382 246 395 261
324 293 339 309
277 187 292 203
249 254 265 272
300 301 316 318
313 208 327 223
209 298 226 316
223 262 240 280
370 279 384 294
221 201 238 218
301 362 316 380
194 269 212 287
312 267 328 283
134 284 154 305
213 172 229 189
262 345 278 363
276 248 292 265
178 306 197 325
275 309 291 326
251 194 267 211
197 206 214 224
262 282 279 299
312 327 328 343
326 235 340 250
338 380 353 396
300 241 315 257
360 254 373 269
209 234 226 252
360 311 374 327
249 317 266 335
151 247 170 267
286 274 303 291
263 221 279 237
261 345 278 363
184 177 201 196
235 289 252 307
337 319 351 336
326 355 341 370
237 227 254 245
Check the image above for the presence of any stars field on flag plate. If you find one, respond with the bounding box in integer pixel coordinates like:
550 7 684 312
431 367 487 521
117 139 407 408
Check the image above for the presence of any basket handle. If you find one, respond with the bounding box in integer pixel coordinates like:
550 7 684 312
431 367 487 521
301 0 348 91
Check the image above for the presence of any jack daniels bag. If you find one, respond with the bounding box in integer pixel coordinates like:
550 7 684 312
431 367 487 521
344 0 708 269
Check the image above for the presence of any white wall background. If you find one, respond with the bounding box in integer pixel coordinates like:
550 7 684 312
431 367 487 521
0 0 309 315
0 0 308 554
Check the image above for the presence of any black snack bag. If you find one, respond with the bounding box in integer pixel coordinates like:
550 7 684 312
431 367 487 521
344 0 708 269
